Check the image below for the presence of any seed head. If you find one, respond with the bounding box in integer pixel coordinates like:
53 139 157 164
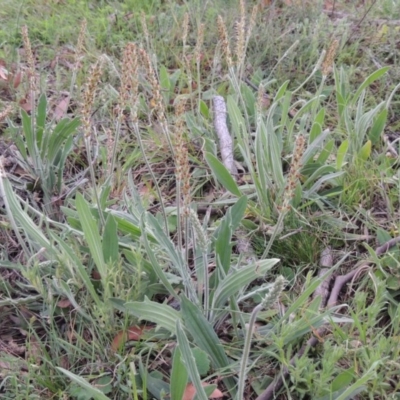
81 59 103 138
21 25 36 93
76 19 87 66
139 48 166 125
262 275 285 309
174 100 191 213
217 16 233 68
182 13 190 50
195 23 205 64
235 0 246 67
282 134 305 212
119 42 139 121
321 39 339 77
0 104 14 122
188 208 208 252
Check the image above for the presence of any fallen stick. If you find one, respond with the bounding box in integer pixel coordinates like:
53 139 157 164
212 95 238 175
256 236 400 400
312 246 334 308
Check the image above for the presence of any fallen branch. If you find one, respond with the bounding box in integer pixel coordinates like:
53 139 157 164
212 95 237 175
313 246 334 308
256 236 400 400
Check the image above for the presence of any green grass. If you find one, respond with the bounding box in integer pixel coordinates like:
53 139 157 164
1 0 400 399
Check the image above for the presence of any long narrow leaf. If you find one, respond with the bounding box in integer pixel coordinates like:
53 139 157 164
56 368 111 400
205 153 241 196
212 259 279 312
141 215 180 300
0 175 54 255
49 231 102 307
75 193 106 279
181 296 236 394
176 320 208 400
170 347 188 400
350 67 389 105
124 297 182 335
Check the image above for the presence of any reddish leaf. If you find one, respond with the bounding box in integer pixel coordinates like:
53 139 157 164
53 96 70 120
91 270 101 280
57 298 72 308
13 71 22 88
182 383 223 400
19 94 33 113
111 326 148 352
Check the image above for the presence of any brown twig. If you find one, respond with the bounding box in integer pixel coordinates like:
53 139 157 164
256 236 400 400
313 246 334 308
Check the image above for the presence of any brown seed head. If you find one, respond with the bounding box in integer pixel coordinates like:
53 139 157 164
75 19 87 67
321 39 339 77
82 59 103 138
195 23 205 64
139 48 166 125
174 100 191 213
21 25 36 93
247 5 258 42
217 15 233 68
182 13 190 49
140 11 150 47
282 134 305 212
0 104 14 123
119 43 139 121
235 0 246 66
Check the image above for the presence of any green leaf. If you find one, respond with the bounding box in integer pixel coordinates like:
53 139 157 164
309 122 322 144
21 109 34 159
170 347 188 400
140 361 170 400
75 193 106 279
368 108 387 145
36 94 47 151
314 107 325 127
192 347 211 376
303 129 331 165
159 65 171 91
302 165 336 188
273 80 290 102
335 361 380 400
358 140 371 161
0 176 54 254
180 295 236 394
56 368 111 400
268 123 284 187
103 214 118 263
213 196 247 275
315 139 334 165
124 297 182 335
212 259 279 311
144 213 194 300
176 320 208 400
47 118 80 164
50 231 102 307
200 100 209 119
141 218 178 300
214 212 233 274
227 95 246 140
350 67 390 105
231 195 248 226
113 215 147 240
331 368 355 393
205 152 241 196
336 139 349 170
